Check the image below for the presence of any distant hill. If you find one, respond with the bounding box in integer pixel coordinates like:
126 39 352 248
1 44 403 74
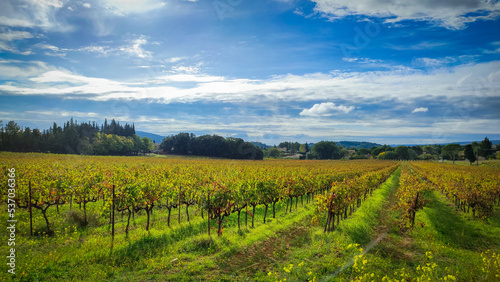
336 141 382 149
136 131 166 143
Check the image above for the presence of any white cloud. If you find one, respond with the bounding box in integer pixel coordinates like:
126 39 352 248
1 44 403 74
412 55 478 67
0 41 32 55
158 74 225 83
0 29 33 41
77 36 153 59
0 59 53 78
342 57 383 64
79 45 112 56
103 0 166 15
415 57 456 67
484 41 500 54
0 16 34 28
171 65 200 74
166 57 186 63
25 110 100 118
83 3 91 8
119 35 151 59
300 102 355 116
0 29 34 55
412 107 428 113
484 48 500 54
310 0 500 29
0 0 72 32
293 8 305 16
1 60 499 108
34 43 60 51
342 57 358 63
388 41 448 51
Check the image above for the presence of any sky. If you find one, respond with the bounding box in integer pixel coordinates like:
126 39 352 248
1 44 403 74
0 0 499 145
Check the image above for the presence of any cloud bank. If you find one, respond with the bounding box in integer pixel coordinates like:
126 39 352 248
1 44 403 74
310 0 500 29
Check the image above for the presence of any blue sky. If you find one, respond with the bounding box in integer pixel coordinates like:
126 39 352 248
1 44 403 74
0 0 499 145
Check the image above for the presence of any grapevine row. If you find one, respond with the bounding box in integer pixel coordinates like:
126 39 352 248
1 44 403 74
409 162 500 219
315 163 399 232
1 153 398 237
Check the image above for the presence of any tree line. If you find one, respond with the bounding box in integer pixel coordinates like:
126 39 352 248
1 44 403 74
159 133 264 160
263 138 497 162
0 119 153 155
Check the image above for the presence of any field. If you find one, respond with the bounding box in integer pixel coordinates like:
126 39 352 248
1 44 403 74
1 153 500 281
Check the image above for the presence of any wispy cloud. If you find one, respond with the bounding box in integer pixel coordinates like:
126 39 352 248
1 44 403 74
342 57 382 64
25 110 101 118
0 16 34 28
102 0 166 15
0 29 34 55
0 0 72 32
0 29 33 41
0 59 53 78
119 35 152 59
75 35 153 59
388 41 447 51
300 102 354 116
412 107 428 113
412 55 478 67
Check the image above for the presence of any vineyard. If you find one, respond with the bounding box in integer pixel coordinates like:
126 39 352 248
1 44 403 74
1 152 500 281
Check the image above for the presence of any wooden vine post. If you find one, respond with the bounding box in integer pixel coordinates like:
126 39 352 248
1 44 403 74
29 181 33 237
111 184 115 240
207 189 210 236
178 185 182 224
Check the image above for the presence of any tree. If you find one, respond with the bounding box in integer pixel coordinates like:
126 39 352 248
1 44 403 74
310 141 342 159
63 123 79 153
32 128 41 152
159 133 193 155
5 121 21 151
471 141 480 166
409 146 423 156
385 151 399 160
463 144 476 165
395 146 410 160
422 145 434 155
357 148 370 155
371 144 393 156
268 147 282 158
480 137 493 158
442 143 462 164
299 144 307 154
377 152 386 159
142 137 154 153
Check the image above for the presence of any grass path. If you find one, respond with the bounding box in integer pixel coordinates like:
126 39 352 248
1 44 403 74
354 164 500 281
250 166 403 281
